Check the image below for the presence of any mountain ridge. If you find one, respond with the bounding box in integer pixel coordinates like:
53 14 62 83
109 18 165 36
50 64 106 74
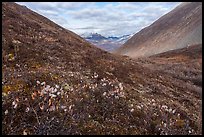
115 2 202 58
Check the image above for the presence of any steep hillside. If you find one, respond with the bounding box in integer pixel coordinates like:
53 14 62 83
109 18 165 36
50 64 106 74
137 44 202 88
115 2 202 58
2 2 202 135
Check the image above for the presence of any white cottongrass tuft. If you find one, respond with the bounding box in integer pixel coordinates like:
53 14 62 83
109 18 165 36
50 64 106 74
25 107 30 112
36 80 41 84
23 130 28 135
94 73 98 78
55 85 59 89
41 82 46 86
102 83 107 86
14 104 18 109
119 83 123 90
51 88 57 93
136 105 141 109
45 85 51 90
12 101 18 109
69 105 72 110
61 105 66 109
5 110 8 115
161 105 168 109
102 92 107 96
164 123 167 127
49 93 57 98
130 108 134 112
57 92 61 95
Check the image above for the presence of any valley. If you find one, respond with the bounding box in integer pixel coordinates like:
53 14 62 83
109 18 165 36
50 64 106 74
81 33 133 52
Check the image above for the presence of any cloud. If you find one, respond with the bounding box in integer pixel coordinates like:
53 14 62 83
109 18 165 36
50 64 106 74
16 2 181 37
38 9 59 16
71 26 101 30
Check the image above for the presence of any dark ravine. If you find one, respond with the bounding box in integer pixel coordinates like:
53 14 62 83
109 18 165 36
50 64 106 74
115 2 202 58
2 2 202 135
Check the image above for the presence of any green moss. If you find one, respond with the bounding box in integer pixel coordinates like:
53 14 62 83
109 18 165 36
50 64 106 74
2 85 11 93
8 53 15 61
2 83 25 93
175 119 185 128
62 83 72 90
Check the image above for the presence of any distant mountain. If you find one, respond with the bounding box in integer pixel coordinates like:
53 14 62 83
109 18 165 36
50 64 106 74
81 33 134 52
115 2 202 58
107 36 119 40
84 33 107 41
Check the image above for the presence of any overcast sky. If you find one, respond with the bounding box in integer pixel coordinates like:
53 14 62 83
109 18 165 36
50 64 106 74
17 2 181 37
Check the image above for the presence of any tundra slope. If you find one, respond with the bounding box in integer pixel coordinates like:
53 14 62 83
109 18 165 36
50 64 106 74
115 2 202 58
137 44 202 93
2 2 202 135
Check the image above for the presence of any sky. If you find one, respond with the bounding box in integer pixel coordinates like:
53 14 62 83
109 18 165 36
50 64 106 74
17 2 181 37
